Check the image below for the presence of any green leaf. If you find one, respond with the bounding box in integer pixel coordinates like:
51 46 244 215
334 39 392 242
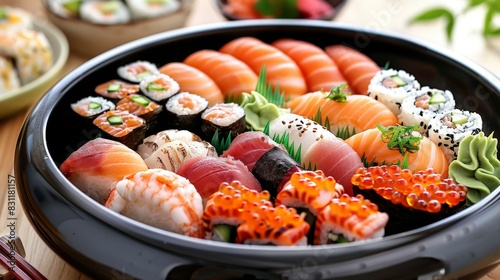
445 14 455 41
254 0 299 18
467 0 487 9
254 66 285 107
483 7 495 35
486 0 500 12
409 8 455 42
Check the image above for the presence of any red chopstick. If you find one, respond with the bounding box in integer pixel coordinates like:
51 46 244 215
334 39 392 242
0 236 47 280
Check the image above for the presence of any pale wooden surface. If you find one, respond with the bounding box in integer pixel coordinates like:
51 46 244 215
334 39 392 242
1 0 500 279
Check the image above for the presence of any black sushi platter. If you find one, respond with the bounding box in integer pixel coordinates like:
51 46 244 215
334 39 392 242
15 20 500 279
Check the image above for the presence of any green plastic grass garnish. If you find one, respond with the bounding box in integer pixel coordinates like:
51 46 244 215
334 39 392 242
325 83 348 103
211 130 232 155
254 0 299 19
255 66 286 107
263 121 302 163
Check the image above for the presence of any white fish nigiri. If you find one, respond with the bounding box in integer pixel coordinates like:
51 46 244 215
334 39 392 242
136 129 202 159
105 169 204 238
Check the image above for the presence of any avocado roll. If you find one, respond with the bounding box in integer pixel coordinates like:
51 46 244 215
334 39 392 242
164 92 208 132
428 109 483 163
93 110 147 149
95 79 140 101
200 103 246 141
116 94 162 133
398 86 455 135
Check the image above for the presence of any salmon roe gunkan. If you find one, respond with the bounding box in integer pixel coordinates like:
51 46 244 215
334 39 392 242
351 165 467 213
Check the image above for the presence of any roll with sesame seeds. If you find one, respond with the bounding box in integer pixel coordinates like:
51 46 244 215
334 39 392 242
428 109 483 164
398 86 456 135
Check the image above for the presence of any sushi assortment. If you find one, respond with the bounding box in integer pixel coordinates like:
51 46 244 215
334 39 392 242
59 36 500 246
0 6 54 94
45 0 184 25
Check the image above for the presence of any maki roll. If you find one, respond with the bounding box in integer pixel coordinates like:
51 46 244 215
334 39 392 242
139 73 180 104
202 181 271 242
428 109 483 163
200 103 246 141
117 60 160 83
46 0 83 18
314 194 389 244
164 92 208 132
0 55 21 93
398 86 455 135
125 0 181 20
79 0 131 25
276 170 344 244
116 94 162 132
351 165 467 235
71 96 116 119
93 110 147 149
105 168 204 238
367 69 421 115
95 79 140 101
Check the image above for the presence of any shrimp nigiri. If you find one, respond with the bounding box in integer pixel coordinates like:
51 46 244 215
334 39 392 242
325 45 381 95
105 168 204 238
184 49 258 99
159 62 224 106
272 38 347 92
220 37 307 98
345 125 449 177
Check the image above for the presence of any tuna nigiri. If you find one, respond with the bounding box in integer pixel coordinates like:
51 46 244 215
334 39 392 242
176 156 262 203
325 45 381 95
60 138 148 204
105 168 204 238
345 125 449 177
183 49 258 99
159 62 224 106
271 38 346 92
287 90 399 139
219 37 307 98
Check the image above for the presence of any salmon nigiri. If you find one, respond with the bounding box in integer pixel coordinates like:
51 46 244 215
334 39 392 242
272 38 346 92
325 45 381 95
220 37 307 98
287 90 399 139
184 49 258 100
60 138 148 204
159 62 224 106
345 125 449 177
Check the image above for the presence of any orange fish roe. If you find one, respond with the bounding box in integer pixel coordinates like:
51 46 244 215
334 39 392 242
276 170 344 215
351 165 467 213
236 204 310 246
314 194 388 243
202 181 272 232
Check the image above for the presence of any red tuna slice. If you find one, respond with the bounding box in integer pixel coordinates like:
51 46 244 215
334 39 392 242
221 131 280 172
176 156 262 203
302 138 363 196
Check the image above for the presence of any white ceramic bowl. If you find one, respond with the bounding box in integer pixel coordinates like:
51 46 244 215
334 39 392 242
42 0 195 57
0 19 69 119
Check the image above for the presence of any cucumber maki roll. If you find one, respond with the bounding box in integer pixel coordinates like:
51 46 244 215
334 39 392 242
80 1 131 25
93 110 147 149
71 96 116 119
428 109 483 163
164 92 208 133
116 94 162 133
398 86 455 135
368 69 420 115
139 73 180 104
200 103 246 141
95 79 140 101
117 60 159 83
46 0 84 18
125 0 181 20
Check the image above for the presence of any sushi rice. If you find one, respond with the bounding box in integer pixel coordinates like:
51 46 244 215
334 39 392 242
46 0 87 18
118 61 160 83
125 0 181 20
0 56 21 94
70 96 116 118
79 0 131 25
368 69 421 115
0 6 33 33
398 86 456 135
428 109 483 163
139 73 180 103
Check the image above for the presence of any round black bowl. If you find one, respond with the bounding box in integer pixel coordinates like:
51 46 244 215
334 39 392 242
15 20 500 279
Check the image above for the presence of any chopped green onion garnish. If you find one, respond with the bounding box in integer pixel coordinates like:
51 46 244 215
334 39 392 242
325 83 348 103
376 124 423 155
107 115 123 125
107 83 121 92
147 82 165 92
131 95 150 106
88 101 102 110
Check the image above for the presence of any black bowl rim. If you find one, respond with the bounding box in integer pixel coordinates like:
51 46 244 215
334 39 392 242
17 19 500 266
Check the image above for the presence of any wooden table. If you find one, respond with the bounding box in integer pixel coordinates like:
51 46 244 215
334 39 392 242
1 0 499 279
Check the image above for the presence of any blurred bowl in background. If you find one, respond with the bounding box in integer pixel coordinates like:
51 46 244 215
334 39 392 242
214 0 347 21
0 19 69 119
42 0 195 57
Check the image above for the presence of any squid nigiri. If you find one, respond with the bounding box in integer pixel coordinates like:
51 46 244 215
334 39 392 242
60 138 148 204
345 125 449 177
159 62 224 106
105 168 204 238
272 38 346 92
183 49 258 99
325 45 381 95
219 37 307 98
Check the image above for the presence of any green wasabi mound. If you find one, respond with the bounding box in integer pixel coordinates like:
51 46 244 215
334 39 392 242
449 132 500 205
240 90 289 131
